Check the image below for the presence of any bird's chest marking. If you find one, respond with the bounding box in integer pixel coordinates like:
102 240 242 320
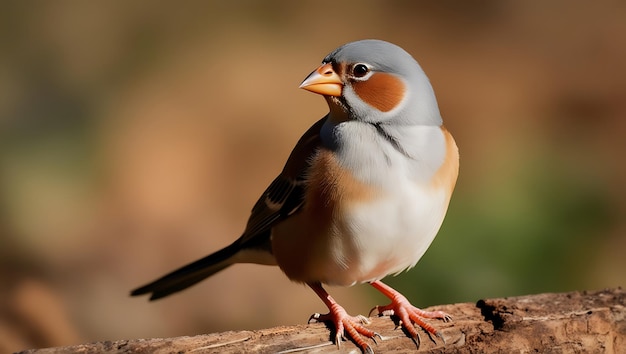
352 72 406 112
305 149 377 217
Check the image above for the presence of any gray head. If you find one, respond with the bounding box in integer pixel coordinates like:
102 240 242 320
300 39 442 126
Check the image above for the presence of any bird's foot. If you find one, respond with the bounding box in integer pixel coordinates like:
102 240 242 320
309 307 379 354
369 281 451 345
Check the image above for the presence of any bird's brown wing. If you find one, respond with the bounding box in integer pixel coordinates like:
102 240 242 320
130 116 326 300
239 116 326 244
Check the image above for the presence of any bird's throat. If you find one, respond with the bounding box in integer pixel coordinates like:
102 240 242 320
325 96 350 124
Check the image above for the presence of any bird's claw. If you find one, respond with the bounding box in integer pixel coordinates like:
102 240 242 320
368 305 395 317
308 310 377 353
378 303 451 344
308 312 322 324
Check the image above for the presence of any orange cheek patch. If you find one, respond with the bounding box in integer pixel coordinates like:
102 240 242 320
352 73 406 112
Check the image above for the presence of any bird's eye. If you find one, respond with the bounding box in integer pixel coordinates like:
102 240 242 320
352 64 370 78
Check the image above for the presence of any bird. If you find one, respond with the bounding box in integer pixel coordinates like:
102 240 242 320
131 39 459 353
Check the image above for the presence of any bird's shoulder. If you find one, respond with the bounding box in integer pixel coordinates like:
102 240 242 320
239 116 327 242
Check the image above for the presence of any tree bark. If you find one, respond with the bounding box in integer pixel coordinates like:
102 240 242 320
18 288 625 354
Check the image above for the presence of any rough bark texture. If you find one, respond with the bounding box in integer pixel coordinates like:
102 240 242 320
18 288 625 354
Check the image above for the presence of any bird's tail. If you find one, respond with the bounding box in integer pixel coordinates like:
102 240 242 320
130 242 241 300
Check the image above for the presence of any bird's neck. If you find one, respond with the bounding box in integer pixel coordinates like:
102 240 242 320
320 118 448 188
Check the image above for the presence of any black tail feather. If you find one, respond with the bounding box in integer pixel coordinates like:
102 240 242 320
131 242 240 300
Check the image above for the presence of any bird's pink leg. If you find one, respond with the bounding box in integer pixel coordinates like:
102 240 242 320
308 282 378 354
369 280 451 342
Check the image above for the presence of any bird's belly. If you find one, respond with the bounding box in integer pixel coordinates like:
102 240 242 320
331 185 448 285
272 183 450 286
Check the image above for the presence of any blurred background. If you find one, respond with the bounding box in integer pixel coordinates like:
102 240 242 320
1 1 625 352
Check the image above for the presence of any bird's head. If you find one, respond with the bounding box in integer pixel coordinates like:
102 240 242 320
300 39 442 126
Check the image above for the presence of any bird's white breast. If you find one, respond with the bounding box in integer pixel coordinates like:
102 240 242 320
332 180 449 285
321 123 454 285
271 122 457 286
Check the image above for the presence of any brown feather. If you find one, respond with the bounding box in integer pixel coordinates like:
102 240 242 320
430 126 459 198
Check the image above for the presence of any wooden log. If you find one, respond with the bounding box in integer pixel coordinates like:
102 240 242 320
17 288 625 353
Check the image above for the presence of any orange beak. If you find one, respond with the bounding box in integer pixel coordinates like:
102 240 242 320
299 63 342 97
